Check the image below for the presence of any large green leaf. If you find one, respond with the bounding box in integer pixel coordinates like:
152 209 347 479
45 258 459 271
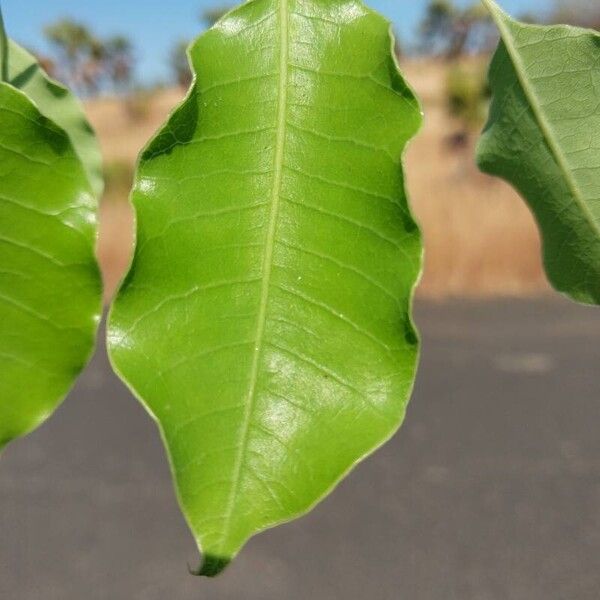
477 0 600 305
5 40 103 198
0 16 102 450
108 0 422 576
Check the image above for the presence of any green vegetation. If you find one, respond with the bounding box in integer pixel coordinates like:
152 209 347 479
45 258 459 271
0 0 598 579
200 4 233 26
0 8 102 449
170 39 192 88
108 0 422 575
478 0 600 304
550 0 600 29
419 0 496 58
169 5 233 88
446 64 489 129
44 19 134 94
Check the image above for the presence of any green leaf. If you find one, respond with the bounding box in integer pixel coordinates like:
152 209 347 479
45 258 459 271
108 0 422 575
477 0 600 305
5 39 104 198
0 15 102 450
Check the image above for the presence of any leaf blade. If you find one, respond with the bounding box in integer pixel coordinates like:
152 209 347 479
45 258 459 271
6 40 104 198
478 0 600 304
0 82 102 449
108 0 422 574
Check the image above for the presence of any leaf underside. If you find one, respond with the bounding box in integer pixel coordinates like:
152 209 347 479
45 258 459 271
478 0 600 305
6 40 104 198
108 0 422 575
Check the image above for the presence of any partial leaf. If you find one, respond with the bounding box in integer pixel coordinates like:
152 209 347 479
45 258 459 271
0 15 102 450
108 0 422 575
477 0 600 305
5 40 104 198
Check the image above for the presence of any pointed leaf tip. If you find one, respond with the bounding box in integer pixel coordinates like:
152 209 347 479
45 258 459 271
193 555 231 578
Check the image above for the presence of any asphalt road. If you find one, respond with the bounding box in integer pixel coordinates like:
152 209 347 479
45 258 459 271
1 299 599 600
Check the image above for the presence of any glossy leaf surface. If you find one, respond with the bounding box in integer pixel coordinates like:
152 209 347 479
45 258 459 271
0 35 102 449
477 0 600 305
108 0 422 575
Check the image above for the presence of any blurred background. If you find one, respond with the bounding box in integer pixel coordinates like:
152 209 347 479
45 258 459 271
1 1 599 598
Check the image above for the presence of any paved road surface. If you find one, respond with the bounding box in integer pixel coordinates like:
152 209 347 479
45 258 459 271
1 299 599 599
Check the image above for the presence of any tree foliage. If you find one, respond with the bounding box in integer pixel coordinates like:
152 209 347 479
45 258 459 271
170 39 192 88
550 0 600 30
446 64 490 129
43 19 134 94
419 0 496 58
200 4 233 27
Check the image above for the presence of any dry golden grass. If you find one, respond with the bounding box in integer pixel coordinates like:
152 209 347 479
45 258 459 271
97 198 134 301
88 60 549 302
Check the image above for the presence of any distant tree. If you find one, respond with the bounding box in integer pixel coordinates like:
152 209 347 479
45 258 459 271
81 38 106 94
21 46 57 79
171 39 192 88
44 20 95 91
37 55 57 78
44 20 135 95
200 5 232 28
419 0 455 55
458 4 495 57
167 4 233 89
550 0 600 29
104 35 134 91
517 12 540 24
393 29 402 59
419 0 496 59
446 64 490 130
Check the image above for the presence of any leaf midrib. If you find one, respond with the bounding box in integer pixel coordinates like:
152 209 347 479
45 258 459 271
215 0 290 554
486 1 600 240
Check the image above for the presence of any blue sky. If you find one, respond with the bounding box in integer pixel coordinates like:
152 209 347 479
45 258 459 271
2 0 550 84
